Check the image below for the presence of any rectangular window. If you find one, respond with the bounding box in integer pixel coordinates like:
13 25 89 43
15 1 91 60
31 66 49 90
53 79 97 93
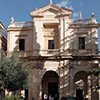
19 39 25 51
48 40 54 49
79 37 85 49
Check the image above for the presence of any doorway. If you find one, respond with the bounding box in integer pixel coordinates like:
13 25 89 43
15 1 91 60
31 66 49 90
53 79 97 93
48 82 58 97
76 89 83 100
74 71 88 100
25 89 28 100
42 71 59 100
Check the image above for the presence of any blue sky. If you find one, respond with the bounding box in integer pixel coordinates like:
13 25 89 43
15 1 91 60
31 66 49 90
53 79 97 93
0 0 100 50
0 0 100 27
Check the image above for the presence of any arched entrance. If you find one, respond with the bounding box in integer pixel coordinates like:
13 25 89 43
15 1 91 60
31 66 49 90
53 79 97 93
74 71 88 100
42 71 59 100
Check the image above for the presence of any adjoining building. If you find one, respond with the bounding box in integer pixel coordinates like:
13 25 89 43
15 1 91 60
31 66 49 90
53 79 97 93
0 22 7 100
7 3 100 100
0 22 7 51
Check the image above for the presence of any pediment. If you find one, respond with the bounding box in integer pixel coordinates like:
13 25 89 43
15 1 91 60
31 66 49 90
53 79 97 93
30 4 72 18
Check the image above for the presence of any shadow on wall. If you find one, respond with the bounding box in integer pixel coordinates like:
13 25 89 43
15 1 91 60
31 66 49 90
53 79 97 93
12 22 45 99
13 22 41 57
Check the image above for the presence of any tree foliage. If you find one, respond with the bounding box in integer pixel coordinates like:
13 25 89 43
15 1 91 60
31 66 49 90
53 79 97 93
90 67 100 76
89 67 100 90
0 51 30 91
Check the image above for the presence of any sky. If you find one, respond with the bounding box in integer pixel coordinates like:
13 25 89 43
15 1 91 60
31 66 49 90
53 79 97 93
0 0 100 50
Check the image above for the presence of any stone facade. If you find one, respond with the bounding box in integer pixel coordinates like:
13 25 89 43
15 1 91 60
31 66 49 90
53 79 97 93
7 4 100 100
0 22 7 100
0 22 7 51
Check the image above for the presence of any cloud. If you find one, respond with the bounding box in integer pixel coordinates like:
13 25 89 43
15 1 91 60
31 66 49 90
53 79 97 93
56 0 73 10
56 0 80 19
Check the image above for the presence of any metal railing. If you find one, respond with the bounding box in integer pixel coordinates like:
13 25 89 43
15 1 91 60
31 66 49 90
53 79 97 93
71 19 91 25
14 22 33 27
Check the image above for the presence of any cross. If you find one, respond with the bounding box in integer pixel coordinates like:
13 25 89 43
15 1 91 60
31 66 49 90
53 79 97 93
50 0 53 4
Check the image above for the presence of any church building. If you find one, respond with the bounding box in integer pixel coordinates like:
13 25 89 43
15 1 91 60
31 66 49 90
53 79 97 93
7 1 100 100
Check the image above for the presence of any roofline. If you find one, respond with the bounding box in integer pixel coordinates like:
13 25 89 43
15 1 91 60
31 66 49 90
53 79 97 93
30 4 72 16
0 21 5 29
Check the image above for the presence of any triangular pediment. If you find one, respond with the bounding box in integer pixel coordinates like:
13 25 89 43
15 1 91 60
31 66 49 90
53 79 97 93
30 4 72 18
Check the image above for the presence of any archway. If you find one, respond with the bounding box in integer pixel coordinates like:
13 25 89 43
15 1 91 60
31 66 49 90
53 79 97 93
42 71 59 100
74 71 88 100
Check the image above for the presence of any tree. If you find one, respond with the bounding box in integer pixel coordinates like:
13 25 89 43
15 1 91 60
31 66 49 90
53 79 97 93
90 67 100 76
0 51 30 92
89 67 100 90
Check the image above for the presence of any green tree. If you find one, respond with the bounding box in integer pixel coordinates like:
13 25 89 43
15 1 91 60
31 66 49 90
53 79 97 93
0 51 30 91
89 67 100 90
90 67 100 76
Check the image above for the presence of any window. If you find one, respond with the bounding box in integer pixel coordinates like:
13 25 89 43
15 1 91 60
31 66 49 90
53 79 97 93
19 39 25 51
48 40 54 49
79 37 85 49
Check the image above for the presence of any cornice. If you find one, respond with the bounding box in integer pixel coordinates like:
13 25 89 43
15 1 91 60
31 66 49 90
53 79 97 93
30 4 72 17
19 55 100 61
7 27 33 31
69 24 100 29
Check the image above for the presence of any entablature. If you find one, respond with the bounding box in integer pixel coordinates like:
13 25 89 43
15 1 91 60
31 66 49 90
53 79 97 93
69 24 100 29
7 27 33 31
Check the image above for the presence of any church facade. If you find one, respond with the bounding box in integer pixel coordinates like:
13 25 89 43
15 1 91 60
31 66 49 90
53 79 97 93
7 3 100 100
